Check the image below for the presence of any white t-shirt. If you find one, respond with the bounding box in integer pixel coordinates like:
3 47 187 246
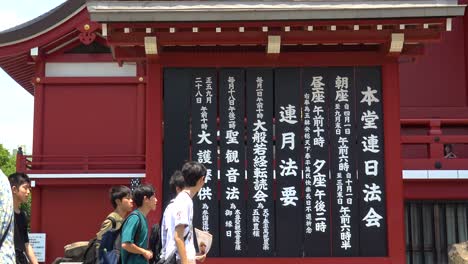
160 199 175 259
165 191 195 261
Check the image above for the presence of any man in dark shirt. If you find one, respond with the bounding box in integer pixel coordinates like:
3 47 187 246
9 172 38 264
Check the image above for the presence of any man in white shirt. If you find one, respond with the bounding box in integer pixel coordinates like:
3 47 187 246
165 161 207 264
160 170 185 260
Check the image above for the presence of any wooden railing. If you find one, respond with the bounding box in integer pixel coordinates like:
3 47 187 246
16 153 145 174
401 119 468 170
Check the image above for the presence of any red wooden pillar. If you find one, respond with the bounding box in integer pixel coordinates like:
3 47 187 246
382 61 406 264
146 58 163 223
16 149 24 172
463 0 468 106
32 60 45 157
137 63 146 157
30 187 41 233
31 60 45 232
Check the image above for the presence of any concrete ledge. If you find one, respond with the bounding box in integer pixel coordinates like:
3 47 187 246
403 170 468 179
402 170 428 179
28 173 145 179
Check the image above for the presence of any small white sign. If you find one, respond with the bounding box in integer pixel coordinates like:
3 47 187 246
29 233 46 262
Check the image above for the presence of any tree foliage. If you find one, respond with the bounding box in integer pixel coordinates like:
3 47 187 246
0 144 31 218
0 144 16 176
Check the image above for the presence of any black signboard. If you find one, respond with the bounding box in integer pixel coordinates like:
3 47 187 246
356 67 387 256
329 67 359 257
191 69 219 256
275 68 303 257
219 69 246 256
163 68 191 205
246 69 275 256
302 68 331 256
162 67 388 258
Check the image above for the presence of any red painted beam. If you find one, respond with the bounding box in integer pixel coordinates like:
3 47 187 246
45 39 82 57
42 31 81 54
107 17 446 29
46 53 114 62
401 135 468 143
0 55 31 70
149 52 396 67
401 44 425 56
32 77 144 84
9 70 35 82
404 180 468 200
401 118 468 125
2 63 34 75
402 158 468 170
107 30 441 46
113 46 146 61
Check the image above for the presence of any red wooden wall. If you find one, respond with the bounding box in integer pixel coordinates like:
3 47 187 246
38 186 114 261
400 17 468 118
41 84 142 155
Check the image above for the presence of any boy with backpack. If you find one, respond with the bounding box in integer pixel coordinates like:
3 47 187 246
9 172 38 264
82 185 133 264
97 186 134 240
121 184 158 264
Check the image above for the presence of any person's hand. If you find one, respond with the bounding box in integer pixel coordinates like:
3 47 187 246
143 249 153 260
195 254 206 262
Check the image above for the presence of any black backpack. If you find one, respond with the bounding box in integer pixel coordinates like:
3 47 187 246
148 224 162 264
82 217 117 264
99 211 141 264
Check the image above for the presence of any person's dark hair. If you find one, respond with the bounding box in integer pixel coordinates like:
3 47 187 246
181 161 206 187
8 172 30 188
169 170 185 197
133 184 155 207
444 144 453 154
109 185 132 209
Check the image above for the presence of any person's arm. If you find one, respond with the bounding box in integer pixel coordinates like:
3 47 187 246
121 214 153 260
25 242 38 264
195 254 206 262
174 225 188 264
121 243 153 260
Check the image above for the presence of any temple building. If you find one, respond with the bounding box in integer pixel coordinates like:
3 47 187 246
0 0 467 263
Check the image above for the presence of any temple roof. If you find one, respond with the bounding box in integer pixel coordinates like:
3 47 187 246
0 0 465 47
0 0 86 47
87 0 466 22
0 0 465 94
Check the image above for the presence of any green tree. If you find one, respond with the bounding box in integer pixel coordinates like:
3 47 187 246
0 144 31 219
0 144 16 176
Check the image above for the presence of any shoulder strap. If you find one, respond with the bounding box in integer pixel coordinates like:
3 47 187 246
0 214 13 249
106 216 117 229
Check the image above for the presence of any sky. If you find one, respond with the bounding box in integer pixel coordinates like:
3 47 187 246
0 0 66 154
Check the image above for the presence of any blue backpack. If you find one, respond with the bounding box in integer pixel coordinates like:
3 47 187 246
99 211 141 264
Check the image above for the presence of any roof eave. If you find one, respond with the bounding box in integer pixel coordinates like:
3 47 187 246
87 3 467 22
0 0 86 47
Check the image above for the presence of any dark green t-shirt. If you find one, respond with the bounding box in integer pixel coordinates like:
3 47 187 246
121 210 148 264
